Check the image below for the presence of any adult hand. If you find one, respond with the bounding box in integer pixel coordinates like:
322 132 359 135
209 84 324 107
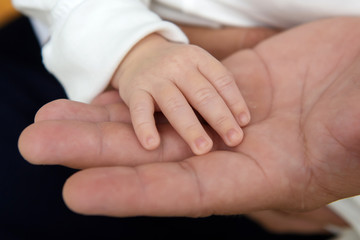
18 17 360 217
179 24 280 59
248 207 348 234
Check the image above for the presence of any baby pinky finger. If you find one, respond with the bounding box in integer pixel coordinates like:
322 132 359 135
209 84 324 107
129 91 160 150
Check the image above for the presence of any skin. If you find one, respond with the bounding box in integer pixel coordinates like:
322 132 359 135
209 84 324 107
112 33 250 155
179 25 281 60
180 24 348 232
247 208 347 234
18 17 360 230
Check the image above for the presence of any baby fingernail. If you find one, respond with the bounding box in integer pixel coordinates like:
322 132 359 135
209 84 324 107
195 136 211 153
238 113 250 126
146 136 158 149
226 128 243 145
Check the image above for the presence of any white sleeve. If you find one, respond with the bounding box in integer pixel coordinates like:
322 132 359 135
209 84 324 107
329 196 360 239
12 0 188 103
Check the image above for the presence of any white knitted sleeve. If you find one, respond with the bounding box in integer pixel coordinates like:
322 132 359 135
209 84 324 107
12 0 188 102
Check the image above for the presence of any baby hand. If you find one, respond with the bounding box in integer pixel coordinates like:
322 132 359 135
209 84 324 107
112 34 250 155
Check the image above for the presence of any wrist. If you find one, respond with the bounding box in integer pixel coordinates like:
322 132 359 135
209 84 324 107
111 33 171 89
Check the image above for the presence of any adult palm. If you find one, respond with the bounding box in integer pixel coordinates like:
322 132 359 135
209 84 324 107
19 17 360 217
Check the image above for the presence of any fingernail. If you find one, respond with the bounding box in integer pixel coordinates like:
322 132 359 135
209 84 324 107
238 113 250 126
195 136 210 154
226 128 243 145
146 136 157 149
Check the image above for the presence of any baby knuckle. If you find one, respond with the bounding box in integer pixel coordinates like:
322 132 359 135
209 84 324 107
131 101 148 115
183 122 200 133
181 45 205 59
135 121 152 131
194 87 217 106
164 97 186 113
213 72 235 90
214 115 230 128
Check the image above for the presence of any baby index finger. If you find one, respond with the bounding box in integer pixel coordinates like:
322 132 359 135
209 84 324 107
152 83 213 155
175 71 244 147
198 55 251 127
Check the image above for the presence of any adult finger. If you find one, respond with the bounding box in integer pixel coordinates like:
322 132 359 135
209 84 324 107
18 121 194 169
288 207 348 227
35 99 132 123
62 151 276 217
179 25 280 60
248 210 329 234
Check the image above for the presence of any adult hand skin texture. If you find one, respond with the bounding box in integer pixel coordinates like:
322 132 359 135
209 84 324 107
18 17 360 218
248 207 348 234
179 24 280 60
